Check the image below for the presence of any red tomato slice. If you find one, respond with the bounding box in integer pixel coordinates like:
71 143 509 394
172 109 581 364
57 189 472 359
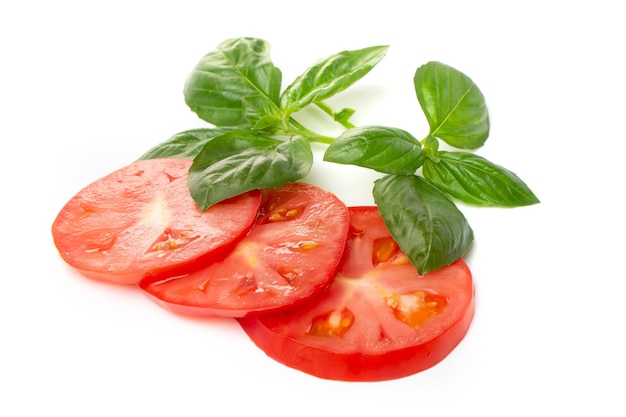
139 182 350 317
52 158 261 285
238 206 475 382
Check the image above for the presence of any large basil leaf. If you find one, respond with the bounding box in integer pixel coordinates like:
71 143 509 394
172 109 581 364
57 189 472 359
281 45 388 115
423 151 540 207
137 128 235 160
323 125 424 174
184 37 282 127
373 174 473 274
414 61 489 149
189 131 313 210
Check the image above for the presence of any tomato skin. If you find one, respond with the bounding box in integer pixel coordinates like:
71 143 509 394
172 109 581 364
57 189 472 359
51 158 261 285
238 206 475 382
139 182 350 317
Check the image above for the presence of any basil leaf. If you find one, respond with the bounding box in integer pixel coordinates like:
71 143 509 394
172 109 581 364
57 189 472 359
281 45 388 115
136 128 235 160
422 134 440 161
334 107 356 126
414 61 489 149
189 132 313 210
190 129 274 166
373 174 473 274
184 37 282 127
243 95 283 131
323 126 424 174
423 151 540 207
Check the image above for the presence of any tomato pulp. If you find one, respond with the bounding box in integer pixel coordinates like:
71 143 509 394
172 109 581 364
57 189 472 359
238 206 475 381
140 182 350 317
52 158 261 284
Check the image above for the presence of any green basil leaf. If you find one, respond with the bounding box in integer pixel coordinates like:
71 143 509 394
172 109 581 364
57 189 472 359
414 61 489 149
422 134 440 161
243 95 283 131
423 151 540 207
334 107 356 126
136 128 235 160
373 174 473 274
281 45 388 115
190 129 275 166
189 132 313 210
324 126 424 174
184 37 282 127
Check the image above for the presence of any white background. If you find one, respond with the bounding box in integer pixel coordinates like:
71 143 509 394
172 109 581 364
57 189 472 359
2 1 625 415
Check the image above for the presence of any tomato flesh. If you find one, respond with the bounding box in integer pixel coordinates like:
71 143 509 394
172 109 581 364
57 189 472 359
139 182 350 317
52 158 261 284
238 206 475 381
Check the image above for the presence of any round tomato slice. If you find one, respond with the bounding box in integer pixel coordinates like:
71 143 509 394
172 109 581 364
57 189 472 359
52 158 261 285
238 206 475 382
139 182 350 317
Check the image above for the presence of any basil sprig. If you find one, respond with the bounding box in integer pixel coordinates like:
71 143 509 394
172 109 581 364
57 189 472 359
139 37 539 274
325 61 538 272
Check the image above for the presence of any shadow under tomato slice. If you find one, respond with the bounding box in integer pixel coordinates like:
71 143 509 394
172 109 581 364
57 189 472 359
237 206 475 382
51 158 261 285
139 182 350 317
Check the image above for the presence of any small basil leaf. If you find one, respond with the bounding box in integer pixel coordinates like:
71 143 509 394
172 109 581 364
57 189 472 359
422 134 440 162
373 174 473 274
189 133 313 210
137 128 235 160
243 95 284 131
184 37 282 127
324 126 424 174
334 107 356 126
281 45 388 115
415 61 489 149
423 151 540 207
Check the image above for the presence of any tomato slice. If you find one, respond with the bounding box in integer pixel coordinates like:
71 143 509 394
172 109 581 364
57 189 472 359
139 182 350 317
238 206 475 381
52 158 261 285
